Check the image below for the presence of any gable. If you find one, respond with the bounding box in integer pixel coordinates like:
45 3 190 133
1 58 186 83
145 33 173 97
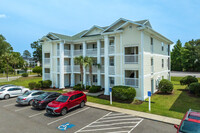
104 19 127 32
83 27 103 36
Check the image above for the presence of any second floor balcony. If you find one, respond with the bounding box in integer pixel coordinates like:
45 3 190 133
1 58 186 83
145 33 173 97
124 55 138 64
125 78 139 88
64 65 71 73
86 49 97 56
109 66 115 75
44 58 50 65
74 49 83 56
44 73 50 80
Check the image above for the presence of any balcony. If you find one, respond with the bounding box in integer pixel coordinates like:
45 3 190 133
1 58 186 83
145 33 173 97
125 78 139 88
64 65 71 73
64 50 70 56
100 65 104 73
57 50 60 56
74 65 80 72
74 49 83 56
109 45 114 54
44 73 50 80
44 58 50 65
86 49 97 56
101 48 104 55
109 66 115 75
86 66 98 73
125 55 138 64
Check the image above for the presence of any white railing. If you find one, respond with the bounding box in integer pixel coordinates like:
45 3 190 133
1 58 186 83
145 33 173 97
44 73 50 80
101 48 104 55
44 58 50 64
64 65 71 73
57 66 60 72
57 50 60 56
74 50 83 56
64 50 70 56
74 65 80 72
109 45 114 54
125 78 139 88
86 49 97 56
101 65 104 73
125 55 138 64
86 66 98 73
109 66 115 75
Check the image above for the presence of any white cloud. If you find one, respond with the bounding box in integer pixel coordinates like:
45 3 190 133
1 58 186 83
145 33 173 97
0 14 6 18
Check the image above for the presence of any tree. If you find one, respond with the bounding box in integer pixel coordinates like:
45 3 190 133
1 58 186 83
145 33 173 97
31 41 42 66
84 56 94 86
23 50 31 58
74 56 84 88
171 40 183 71
1 52 13 79
0 34 13 56
32 66 42 76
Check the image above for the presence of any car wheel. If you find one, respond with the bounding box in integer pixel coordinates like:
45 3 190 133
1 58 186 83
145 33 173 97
4 94 10 100
80 101 85 108
29 100 33 105
61 108 67 116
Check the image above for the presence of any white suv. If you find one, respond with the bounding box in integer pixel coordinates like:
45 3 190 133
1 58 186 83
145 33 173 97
0 86 30 99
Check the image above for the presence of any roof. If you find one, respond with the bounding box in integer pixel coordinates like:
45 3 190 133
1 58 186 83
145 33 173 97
184 109 200 123
62 91 82 96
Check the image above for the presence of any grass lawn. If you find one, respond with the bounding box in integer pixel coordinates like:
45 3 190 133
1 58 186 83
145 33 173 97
0 73 37 78
87 76 200 119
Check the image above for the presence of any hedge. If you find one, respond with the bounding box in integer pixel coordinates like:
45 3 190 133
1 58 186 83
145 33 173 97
35 83 41 90
89 85 101 93
112 86 136 101
73 84 84 91
21 73 28 77
28 82 36 89
189 82 200 96
180 76 198 86
158 79 173 93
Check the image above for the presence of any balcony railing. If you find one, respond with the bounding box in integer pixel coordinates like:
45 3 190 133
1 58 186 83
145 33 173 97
44 73 50 80
86 66 98 73
125 78 139 88
57 50 60 56
109 66 115 75
125 55 138 64
86 49 97 56
64 65 71 73
57 66 60 72
101 65 104 73
109 45 114 54
101 48 104 55
74 65 80 72
44 58 50 64
64 50 70 56
74 50 83 56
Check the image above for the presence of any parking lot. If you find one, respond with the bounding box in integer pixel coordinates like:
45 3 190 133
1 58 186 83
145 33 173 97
0 98 176 133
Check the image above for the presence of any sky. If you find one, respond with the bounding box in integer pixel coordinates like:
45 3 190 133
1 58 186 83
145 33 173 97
0 0 200 55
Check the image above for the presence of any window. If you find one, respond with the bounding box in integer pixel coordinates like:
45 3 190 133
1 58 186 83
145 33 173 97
44 53 50 58
69 95 76 100
151 58 153 66
80 45 82 50
93 44 97 49
57 43 60 50
48 94 56 99
162 42 164 51
162 59 164 68
168 45 170 55
8 88 14 91
110 77 115 84
45 68 50 73
93 75 97 82
109 57 114 66
151 37 153 45
75 93 84 99
32 92 42 96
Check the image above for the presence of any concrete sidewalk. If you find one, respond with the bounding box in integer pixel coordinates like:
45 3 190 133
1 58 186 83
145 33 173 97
86 102 181 125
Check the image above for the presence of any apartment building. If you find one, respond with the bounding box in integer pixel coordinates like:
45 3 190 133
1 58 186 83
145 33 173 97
40 18 173 100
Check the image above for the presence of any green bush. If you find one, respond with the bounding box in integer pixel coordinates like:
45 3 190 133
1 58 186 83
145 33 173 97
112 86 136 101
38 80 43 87
189 82 200 96
86 85 90 90
32 66 42 76
89 85 101 93
180 76 198 86
35 83 41 90
28 82 36 89
158 79 173 93
42 80 52 88
21 73 28 77
73 84 84 91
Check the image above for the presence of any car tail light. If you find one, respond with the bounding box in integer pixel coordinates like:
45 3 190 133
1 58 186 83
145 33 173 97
22 98 27 100
38 101 44 104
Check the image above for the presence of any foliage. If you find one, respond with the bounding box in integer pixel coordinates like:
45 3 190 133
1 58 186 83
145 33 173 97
31 41 42 65
42 80 52 88
84 56 94 86
189 82 200 95
180 76 198 86
89 85 101 93
74 56 84 87
32 66 42 76
158 79 173 93
112 86 136 101
21 73 28 77
73 84 84 91
35 83 42 90
28 82 36 89
23 50 31 58
86 85 90 90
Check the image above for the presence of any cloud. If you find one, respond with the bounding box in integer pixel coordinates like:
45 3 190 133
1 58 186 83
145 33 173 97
0 14 6 18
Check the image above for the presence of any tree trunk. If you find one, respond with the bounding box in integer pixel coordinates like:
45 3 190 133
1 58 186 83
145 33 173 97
6 61 8 79
89 65 93 86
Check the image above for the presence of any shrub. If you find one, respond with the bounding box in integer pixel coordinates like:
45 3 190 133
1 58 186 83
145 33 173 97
42 80 52 88
86 85 90 90
32 66 42 76
89 85 101 93
35 83 41 90
28 82 36 89
38 80 43 87
189 82 200 96
73 84 84 91
112 86 136 101
158 79 173 93
21 73 28 77
180 76 198 86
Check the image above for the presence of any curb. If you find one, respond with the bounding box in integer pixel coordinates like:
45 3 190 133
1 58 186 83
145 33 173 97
86 102 181 125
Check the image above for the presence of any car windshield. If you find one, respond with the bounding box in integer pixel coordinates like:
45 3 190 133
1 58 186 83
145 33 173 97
179 120 200 133
23 91 31 96
56 95 69 102
37 93 48 99
0 89 5 92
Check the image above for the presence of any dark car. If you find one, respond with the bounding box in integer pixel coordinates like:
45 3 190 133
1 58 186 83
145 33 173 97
32 92 61 109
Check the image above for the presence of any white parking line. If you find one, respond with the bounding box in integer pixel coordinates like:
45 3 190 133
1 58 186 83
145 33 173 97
78 126 134 132
47 107 90 126
107 131 130 133
100 115 134 120
15 106 31 112
106 113 132 117
96 118 142 123
3 103 16 107
128 119 143 133
89 121 139 127
29 111 46 118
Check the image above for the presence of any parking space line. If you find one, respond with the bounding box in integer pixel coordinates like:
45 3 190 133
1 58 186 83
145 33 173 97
100 115 134 120
89 121 139 128
75 112 112 133
95 118 142 123
107 131 130 133
128 119 143 133
77 126 134 132
15 106 31 112
29 111 46 118
47 107 90 126
3 103 16 107
107 113 128 117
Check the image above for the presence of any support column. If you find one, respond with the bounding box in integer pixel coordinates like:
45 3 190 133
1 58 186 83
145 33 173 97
41 42 45 81
104 36 109 95
59 42 65 89
50 43 53 87
97 40 101 86
70 44 75 87
83 42 86 86
140 31 144 100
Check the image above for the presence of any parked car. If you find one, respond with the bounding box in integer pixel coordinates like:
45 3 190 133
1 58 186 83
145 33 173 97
0 84 15 89
0 86 30 99
16 90 45 105
32 92 61 109
174 109 200 133
46 91 87 116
